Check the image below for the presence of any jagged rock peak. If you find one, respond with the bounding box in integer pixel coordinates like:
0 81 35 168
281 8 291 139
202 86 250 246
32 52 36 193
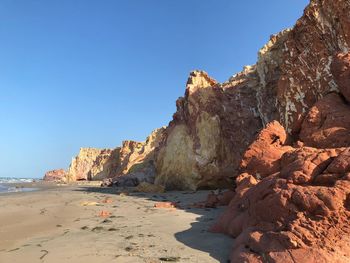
185 70 217 94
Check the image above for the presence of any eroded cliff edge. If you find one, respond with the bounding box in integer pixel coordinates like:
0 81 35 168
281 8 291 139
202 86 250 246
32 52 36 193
65 127 165 184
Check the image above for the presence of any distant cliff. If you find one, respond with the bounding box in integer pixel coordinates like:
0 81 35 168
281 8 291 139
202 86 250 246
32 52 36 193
62 127 165 184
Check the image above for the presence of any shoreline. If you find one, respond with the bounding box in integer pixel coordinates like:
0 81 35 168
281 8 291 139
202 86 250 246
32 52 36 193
0 184 232 262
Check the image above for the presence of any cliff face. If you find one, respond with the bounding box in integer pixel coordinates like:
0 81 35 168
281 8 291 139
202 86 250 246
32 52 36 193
43 0 350 260
256 0 350 134
67 148 120 181
154 0 350 190
66 127 165 183
209 1 350 261
155 69 262 190
152 0 350 260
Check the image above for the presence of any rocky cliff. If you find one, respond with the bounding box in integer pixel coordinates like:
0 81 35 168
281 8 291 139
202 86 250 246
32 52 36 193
67 148 120 181
155 68 262 190
153 0 350 261
65 127 165 183
207 0 350 260
153 0 350 191
43 0 350 260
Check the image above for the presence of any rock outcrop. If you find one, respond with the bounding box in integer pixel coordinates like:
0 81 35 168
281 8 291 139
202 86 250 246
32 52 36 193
153 0 350 190
155 68 262 190
255 0 350 134
208 4 350 254
211 78 350 262
43 169 67 182
212 142 350 262
239 121 294 178
299 93 350 148
111 127 166 186
332 48 350 103
67 148 120 181
66 127 165 184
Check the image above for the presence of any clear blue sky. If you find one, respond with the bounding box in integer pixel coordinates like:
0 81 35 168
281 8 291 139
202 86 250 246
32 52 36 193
0 0 309 178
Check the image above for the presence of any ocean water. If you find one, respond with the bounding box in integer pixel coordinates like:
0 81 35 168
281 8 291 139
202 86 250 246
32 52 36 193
0 177 39 194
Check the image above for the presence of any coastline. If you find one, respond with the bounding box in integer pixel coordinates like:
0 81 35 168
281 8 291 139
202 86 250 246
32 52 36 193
0 184 232 262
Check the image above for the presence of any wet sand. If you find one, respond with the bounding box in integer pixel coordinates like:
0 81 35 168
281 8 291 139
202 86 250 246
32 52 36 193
0 183 232 262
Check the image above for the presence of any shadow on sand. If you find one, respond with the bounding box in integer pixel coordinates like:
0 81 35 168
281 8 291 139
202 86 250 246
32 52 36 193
74 186 232 262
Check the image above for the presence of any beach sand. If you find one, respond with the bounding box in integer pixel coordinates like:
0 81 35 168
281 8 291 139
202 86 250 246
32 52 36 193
0 183 232 263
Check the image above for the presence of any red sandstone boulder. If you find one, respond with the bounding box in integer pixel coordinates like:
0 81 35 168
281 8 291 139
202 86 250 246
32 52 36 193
280 147 345 184
43 169 67 182
193 190 236 208
240 121 293 178
299 93 350 148
212 147 350 262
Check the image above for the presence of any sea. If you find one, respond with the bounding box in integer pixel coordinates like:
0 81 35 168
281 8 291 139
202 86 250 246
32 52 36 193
0 177 39 194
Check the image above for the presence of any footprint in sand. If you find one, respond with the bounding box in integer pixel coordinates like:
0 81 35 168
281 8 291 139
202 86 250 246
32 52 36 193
91 226 104 232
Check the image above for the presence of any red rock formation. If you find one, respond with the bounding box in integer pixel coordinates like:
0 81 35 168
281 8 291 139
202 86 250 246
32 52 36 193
299 93 350 148
43 169 67 182
257 0 350 134
155 68 262 190
192 190 235 208
154 0 350 190
332 52 350 103
240 121 293 178
212 143 350 262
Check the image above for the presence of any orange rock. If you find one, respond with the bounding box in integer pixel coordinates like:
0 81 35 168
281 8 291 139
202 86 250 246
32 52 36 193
43 169 67 182
240 121 293 178
299 93 350 148
193 190 236 209
154 202 177 209
98 210 111 218
101 198 113 204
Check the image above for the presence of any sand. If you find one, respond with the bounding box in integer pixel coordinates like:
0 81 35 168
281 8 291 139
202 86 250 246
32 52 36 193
0 183 232 263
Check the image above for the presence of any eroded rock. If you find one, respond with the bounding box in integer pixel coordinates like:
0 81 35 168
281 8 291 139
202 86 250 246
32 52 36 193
66 128 165 183
299 93 350 148
155 69 262 190
43 169 67 182
240 121 293 178
67 148 119 181
212 146 350 262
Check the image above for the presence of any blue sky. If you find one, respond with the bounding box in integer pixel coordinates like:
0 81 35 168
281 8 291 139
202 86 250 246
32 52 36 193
0 0 309 178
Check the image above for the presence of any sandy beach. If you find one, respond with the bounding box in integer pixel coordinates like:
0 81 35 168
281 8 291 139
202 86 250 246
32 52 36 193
0 183 232 263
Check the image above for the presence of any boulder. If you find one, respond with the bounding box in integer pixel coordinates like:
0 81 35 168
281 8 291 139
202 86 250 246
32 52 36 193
212 147 350 262
299 93 350 148
240 121 293 178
